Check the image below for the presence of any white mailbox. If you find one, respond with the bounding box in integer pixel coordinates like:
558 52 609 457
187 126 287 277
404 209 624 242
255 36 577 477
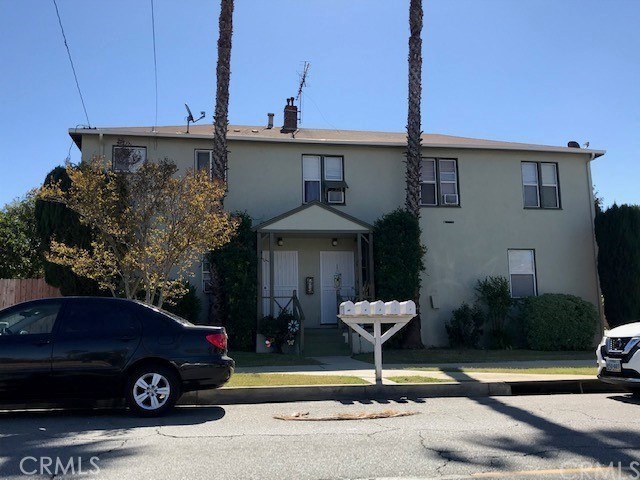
399 300 416 315
369 301 385 315
354 301 370 315
384 301 401 315
338 299 416 385
339 301 355 316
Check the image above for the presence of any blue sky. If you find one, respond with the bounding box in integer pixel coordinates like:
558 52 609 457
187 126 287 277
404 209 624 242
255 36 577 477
0 0 638 208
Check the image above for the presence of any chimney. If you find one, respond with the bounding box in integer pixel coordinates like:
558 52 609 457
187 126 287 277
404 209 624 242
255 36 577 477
281 97 298 133
266 113 274 129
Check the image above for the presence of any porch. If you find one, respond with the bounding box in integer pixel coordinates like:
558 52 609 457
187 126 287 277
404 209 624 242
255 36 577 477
254 202 375 355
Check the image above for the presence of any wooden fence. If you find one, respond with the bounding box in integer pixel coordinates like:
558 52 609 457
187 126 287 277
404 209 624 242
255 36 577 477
0 279 61 310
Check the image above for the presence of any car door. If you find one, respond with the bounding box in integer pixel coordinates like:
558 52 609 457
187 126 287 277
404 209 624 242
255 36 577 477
51 300 142 398
0 300 63 399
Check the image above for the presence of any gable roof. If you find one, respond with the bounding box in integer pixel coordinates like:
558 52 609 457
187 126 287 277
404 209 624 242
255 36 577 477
69 124 605 158
254 202 372 233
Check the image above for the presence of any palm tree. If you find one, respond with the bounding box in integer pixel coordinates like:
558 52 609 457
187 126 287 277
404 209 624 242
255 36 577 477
209 0 234 325
212 0 234 184
402 0 425 348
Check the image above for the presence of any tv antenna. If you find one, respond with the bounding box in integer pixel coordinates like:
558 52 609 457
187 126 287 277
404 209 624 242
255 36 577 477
296 61 310 124
185 104 205 133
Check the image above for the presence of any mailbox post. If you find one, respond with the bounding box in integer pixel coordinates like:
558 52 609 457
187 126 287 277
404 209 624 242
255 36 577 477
338 300 416 385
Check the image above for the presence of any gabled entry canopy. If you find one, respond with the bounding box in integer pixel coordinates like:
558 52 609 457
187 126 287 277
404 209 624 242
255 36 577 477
254 202 372 234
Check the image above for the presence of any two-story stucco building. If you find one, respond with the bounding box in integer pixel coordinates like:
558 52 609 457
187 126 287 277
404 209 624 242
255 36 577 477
69 104 604 349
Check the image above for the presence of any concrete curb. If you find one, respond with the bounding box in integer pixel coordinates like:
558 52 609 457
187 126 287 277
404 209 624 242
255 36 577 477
177 379 627 406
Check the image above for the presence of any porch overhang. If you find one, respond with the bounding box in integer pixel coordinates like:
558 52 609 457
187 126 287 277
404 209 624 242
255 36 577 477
253 202 373 234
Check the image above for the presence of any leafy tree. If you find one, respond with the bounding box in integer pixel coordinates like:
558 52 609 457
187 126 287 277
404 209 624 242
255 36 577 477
373 209 425 347
209 212 257 350
0 192 43 278
35 166 103 295
39 157 238 306
594 203 640 327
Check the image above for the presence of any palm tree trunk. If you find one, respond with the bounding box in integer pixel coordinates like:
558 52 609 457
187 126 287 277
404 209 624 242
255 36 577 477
212 0 234 185
208 0 234 326
402 0 425 349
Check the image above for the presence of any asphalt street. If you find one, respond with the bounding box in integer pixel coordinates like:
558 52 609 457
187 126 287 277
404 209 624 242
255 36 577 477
1 393 640 480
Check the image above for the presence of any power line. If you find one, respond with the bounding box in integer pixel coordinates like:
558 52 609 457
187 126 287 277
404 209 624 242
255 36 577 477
150 0 159 130
52 0 91 127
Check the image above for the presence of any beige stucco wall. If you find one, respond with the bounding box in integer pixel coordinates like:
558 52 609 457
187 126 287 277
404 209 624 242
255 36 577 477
78 133 601 346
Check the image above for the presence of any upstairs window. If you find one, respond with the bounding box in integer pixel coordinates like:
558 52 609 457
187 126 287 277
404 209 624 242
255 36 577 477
112 145 146 173
302 155 347 204
522 162 559 209
420 158 459 206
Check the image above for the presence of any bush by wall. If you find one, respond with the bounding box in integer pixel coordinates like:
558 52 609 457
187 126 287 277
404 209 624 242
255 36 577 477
475 276 512 348
209 212 257 351
594 203 640 328
163 281 201 324
445 302 485 349
521 294 598 351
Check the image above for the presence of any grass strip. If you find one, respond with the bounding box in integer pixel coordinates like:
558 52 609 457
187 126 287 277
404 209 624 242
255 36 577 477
226 373 368 387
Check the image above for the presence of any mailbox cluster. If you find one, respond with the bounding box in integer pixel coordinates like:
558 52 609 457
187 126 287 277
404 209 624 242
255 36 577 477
339 300 416 316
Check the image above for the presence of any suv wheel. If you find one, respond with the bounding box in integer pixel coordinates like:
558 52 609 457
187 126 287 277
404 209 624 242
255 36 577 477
126 364 180 416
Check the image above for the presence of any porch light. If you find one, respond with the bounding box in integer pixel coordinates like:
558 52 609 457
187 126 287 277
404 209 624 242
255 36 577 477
277 237 284 246
331 238 338 247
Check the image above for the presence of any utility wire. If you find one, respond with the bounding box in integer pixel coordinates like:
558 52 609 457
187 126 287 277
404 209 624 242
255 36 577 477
52 0 91 127
151 0 159 130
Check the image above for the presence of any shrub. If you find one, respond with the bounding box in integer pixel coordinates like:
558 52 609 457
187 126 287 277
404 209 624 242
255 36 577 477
209 212 257 351
163 282 202 324
257 312 300 353
373 209 426 348
445 303 485 349
594 204 640 328
521 294 598 351
475 276 512 348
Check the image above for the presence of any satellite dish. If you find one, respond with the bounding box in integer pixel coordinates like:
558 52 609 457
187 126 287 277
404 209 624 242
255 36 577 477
185 103 195 123
184 104 206 133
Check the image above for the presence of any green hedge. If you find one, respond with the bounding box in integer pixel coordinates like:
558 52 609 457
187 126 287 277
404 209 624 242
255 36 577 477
522 294 598 351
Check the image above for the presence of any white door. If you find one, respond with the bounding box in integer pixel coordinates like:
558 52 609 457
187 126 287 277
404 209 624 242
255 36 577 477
320 251 355 325
262 251 299 316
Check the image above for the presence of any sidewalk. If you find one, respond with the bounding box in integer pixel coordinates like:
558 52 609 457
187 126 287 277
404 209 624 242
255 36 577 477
180 355 618 406
235 355 599 385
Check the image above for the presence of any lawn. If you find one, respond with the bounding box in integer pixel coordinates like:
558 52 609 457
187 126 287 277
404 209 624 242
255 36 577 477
387 375 450 384
229 352 322 368
408 366 598 376
225 373 369 387
353 349 595 365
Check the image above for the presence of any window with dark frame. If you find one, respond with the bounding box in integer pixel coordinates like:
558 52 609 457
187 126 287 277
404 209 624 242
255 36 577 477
302 155 347 204
508 249 537 298
419 158 459 206
195 150 213 179
522 162 559 209
112 146 146 173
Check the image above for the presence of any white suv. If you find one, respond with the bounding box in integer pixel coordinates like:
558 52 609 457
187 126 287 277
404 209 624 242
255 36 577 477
597 322 640 394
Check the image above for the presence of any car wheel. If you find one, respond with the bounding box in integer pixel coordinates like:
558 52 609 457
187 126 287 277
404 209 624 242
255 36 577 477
126 364 181 417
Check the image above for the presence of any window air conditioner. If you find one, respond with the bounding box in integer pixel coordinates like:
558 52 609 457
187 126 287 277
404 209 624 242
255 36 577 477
327 189 345 204
442 194 459 205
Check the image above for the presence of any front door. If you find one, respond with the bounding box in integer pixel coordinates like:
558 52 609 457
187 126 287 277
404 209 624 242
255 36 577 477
262 251 299 316
320 251 355 325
